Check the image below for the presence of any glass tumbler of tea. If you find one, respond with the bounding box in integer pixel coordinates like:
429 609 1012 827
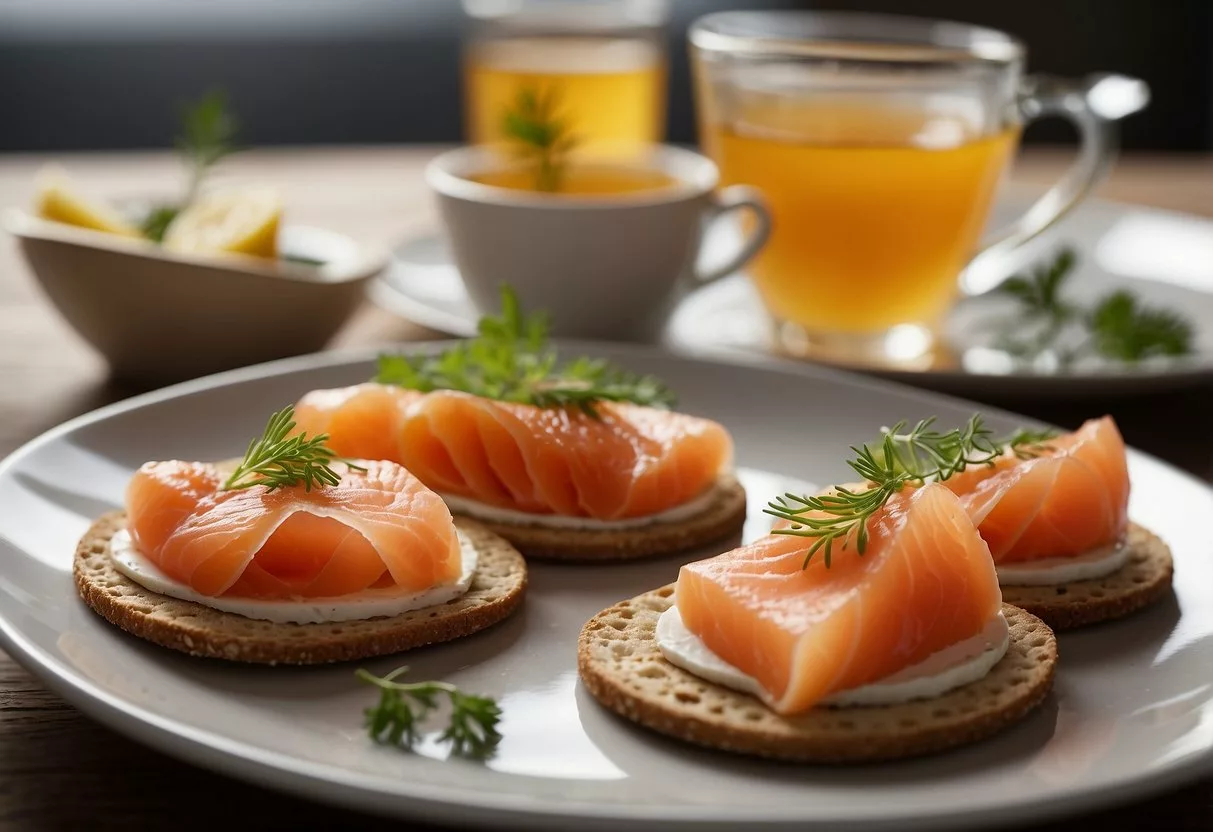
689 11 1147 367
462 0 669 158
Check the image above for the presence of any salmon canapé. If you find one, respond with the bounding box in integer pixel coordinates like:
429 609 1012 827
940 417 1130 563
125 458 461 599
292 383 734 521
674 483 1002 715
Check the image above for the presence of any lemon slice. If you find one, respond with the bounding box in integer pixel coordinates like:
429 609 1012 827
33 165 143 237
163 187 282 259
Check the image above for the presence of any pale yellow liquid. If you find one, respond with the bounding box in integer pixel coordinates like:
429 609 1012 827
470 165 678 195
464 36 666 156
710 101 1019 334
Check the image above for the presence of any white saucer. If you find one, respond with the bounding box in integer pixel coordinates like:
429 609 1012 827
369 189 1213 397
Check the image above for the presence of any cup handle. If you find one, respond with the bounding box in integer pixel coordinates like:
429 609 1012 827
959 73 1150 296
694 185 772 283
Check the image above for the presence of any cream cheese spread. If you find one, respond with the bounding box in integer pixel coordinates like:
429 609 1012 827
110 528 477 625
656 606 1009 708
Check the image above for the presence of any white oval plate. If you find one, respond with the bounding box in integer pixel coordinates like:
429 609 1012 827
0 344 1210 831
370 189 1213 398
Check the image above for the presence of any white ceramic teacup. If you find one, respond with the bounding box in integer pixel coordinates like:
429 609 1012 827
426 144 770 342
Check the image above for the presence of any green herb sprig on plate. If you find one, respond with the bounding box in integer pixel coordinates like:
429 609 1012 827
501 85 580 192
376 285 675 418
357 665 503 759
764 416 1057 569
222 405 365 492
997 248 1194 365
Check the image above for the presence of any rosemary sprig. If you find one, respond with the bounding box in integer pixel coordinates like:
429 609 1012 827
375 284 675 417
502 85 579 192
356 666 502 759
996 248 1194 365
764 416 1058 568
222 405 365 492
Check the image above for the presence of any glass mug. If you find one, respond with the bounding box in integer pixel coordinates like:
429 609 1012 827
462 0 670 158
689 11 1149 366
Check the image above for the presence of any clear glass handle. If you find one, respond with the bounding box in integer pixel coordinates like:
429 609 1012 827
959 73 1150 296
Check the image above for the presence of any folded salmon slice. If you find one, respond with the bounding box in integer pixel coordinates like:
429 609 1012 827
675 483 1001 715
293 383 733 521
125 458 461 598
939 416 1130 563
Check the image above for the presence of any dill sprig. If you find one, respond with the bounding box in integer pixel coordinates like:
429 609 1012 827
222 405 365 492
872 415 1003 482
765 435 912 569
178 88 239 206
1001 248 1079 319
375 285 675 417
764 416 1059 568
356 666 502 759
501 85 579 192
1002 427 1060 460
996 248 1193 365
141 88 240 242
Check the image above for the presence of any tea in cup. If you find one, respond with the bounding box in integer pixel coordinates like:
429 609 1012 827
426 144 770 341
690 11 1148 366
462 0 669 156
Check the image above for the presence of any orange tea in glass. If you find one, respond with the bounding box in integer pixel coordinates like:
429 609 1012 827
463 0 668 157
690 11 1144 366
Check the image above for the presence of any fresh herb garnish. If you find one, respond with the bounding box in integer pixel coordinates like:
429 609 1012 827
1002 427 1060 460
764 416 1058 568
1088 290 1194 361
178 88 239 206
222 405 365 492
502 86 579 192
996 248 1194 365
139 204 182 244
375 285 674 417
139 88 240 243
356 666 503 758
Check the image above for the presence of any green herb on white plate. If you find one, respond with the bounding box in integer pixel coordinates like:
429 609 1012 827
357 665 503 759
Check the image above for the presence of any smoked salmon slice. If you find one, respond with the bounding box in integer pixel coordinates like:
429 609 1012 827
940 417 1130 563
125 458 461 598
674 483 1001 715
293 383 733 521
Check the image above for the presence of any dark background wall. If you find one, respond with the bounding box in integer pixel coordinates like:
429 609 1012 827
0 0 1207 153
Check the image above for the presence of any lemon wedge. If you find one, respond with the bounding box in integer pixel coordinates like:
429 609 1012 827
163 187 282 259
33 165 143 237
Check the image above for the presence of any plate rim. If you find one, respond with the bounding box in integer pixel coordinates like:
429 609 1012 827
1 342 1211 830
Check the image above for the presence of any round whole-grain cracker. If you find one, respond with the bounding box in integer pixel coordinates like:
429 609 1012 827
75 511 527 665
1000 521 1173 631
578 586 1057 763
459 473 747 561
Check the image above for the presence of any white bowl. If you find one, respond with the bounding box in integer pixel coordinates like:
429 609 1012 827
4 210 388 385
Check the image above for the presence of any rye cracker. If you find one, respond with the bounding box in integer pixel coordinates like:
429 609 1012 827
1000 522 1173 631
75 511 526 665
578 586 1056 763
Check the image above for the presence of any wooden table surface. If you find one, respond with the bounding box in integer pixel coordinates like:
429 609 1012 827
0 146 1208 830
